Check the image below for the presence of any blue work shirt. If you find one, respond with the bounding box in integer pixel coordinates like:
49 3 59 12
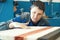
12 16 50 26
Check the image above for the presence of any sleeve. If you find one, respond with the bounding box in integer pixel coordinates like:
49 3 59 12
44 19 50 26
12 16 28 23
12 16 22 22
38 18 50 26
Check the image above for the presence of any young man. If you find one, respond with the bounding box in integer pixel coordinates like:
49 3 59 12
9 1 50 29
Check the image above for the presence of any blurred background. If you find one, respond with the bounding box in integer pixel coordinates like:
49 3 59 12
0 0 60 26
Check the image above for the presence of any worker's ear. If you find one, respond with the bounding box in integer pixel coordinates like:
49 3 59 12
43 12 46 16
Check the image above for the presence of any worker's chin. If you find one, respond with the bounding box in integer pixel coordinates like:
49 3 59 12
32 19 38 23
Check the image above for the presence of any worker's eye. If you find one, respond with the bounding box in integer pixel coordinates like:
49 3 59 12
38 13 42 15
33 12 36 14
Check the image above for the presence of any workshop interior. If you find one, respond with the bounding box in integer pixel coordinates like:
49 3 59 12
0 0 60 40
0 0 60 26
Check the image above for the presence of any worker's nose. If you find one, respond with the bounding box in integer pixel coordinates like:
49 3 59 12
34 14 38 19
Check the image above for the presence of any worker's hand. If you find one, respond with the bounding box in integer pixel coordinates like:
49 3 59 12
9 22 30 29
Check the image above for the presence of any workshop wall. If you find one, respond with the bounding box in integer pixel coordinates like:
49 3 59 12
0 0 13 22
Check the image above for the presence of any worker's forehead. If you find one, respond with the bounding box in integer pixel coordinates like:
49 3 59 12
31 6 43 13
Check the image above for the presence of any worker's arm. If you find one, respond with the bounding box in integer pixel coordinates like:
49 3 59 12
9 22 29 29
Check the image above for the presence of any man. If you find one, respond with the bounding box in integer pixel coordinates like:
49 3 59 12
14 1 18 17
9 1 50 29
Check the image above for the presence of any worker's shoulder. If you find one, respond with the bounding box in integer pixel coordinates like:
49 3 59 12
40 18 50 26
13 16 29 23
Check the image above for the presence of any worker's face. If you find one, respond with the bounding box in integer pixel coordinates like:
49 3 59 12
14 6 17 12
30 6 44 23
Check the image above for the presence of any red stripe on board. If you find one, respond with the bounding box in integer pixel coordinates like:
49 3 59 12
15 27 51 40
